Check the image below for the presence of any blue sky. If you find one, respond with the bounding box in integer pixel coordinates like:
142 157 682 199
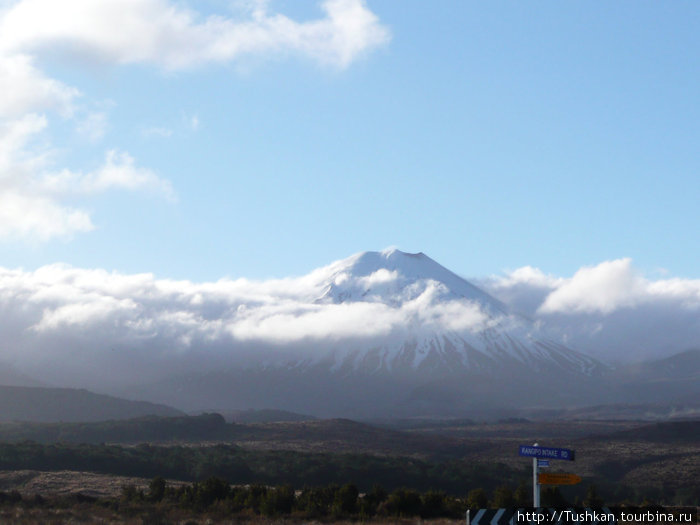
1 0 698 281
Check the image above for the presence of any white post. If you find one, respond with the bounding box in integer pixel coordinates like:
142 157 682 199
533 442 540 507
466 509 471 525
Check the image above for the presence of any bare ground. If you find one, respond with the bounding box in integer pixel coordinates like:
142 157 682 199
0 470 176 498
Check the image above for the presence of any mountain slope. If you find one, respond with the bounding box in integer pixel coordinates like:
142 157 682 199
604 348 700 406
0 363 45 387
0 386 184 423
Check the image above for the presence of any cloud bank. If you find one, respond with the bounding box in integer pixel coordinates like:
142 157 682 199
0 259 488 387
480 258 700 362
0 0 390 240
0 0 390 70
0 256 698 390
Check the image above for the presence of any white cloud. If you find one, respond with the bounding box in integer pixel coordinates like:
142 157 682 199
0 58 169 240
142 126 173 139
539 258 645 314
0 0 390 70
647 278 700 304
0 107 170 241
0 53 79 118
477 266 561 319
189 115 199 131
485 258 700 317
75 111 108 142
227 301 397 342
495 265 563 290
41 150 175 199
36 295 138 330
0 112 47 172
0 115 174 239
0 0 389 241
482 259 700 361
0 191 94 240
0 115 94 239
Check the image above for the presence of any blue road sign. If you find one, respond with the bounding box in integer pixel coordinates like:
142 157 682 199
519 445 575 461
537 459 550 467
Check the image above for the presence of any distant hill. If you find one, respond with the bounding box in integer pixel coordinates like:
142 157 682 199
0 413 227 443
0 385 183 423
607 419 700 443
0 364 44 387
0 414 474 459
602 348 700 408
222 409 316 423
530 401 700 421
619 348 700 383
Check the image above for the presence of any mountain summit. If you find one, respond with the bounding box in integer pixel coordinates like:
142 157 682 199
316 248 508 314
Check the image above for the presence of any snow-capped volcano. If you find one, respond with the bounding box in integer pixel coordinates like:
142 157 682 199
130 249 609 416
292 248 603 378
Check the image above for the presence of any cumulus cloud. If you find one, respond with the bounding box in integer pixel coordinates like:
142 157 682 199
0 0 390 70
75 111 108 142
0 0 389 241
481 259 700 361
41 150 176 199
538 259 646 314
0 53 79 119
0 112 47 172
0 115 173 240
0 190 94 239
479 266 562 318
0 114 91 238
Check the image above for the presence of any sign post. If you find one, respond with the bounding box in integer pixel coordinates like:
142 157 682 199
532 444 540 507
519 444 576 507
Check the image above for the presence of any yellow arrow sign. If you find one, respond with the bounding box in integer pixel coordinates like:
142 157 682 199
538 473 582 485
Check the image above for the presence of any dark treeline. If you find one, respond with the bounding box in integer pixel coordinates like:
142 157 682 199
0 413 230 443
0 441 695 506
0 477 676 523
135 478 609 516
127 478 470 519
0 479 604 522
0 440 514 494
